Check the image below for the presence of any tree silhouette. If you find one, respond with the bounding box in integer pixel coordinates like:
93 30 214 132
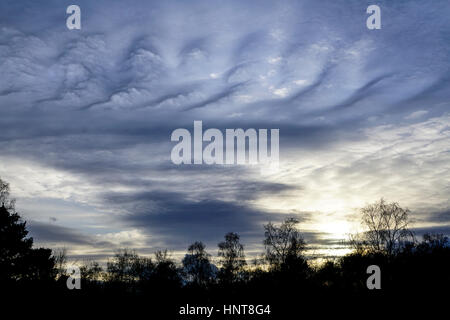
417 233 449 253
80 260 103 281
263 218 306 271
152 249 182 289
217 232 246 283
0 204 55 283
106 248 154 287
182 241 214 286
0 178 15 211
351 198 414 255
107 249 140 283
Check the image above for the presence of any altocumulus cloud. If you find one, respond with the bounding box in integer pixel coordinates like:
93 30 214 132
0 0 449 259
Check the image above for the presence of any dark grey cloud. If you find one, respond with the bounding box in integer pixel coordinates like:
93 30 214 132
28 221 113 248
104 190 310 250
426 210 450 224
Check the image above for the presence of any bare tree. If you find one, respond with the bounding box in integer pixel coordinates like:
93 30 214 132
0 177 15 211
154 249 171 264
218 232 246 282
263 218 306 269
352 198 414 255
53 248 68 279
182 241 213 286
152 249 182 287
106 249 152 283
80 261 104 281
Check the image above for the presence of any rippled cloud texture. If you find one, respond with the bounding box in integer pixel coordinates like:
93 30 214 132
0 0 449 260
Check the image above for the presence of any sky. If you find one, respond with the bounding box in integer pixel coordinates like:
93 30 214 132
0 0 449 262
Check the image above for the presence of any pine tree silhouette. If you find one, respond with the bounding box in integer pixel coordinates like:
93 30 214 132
0 204 55 283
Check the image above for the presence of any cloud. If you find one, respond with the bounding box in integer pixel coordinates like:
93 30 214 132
0 0 449 260
426 210 450 224
405 110 429 120
102 187 309 250
28 221 113 248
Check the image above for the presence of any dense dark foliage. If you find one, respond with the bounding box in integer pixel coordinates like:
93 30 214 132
0 205 56 285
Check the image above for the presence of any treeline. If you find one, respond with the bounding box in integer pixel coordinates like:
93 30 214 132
1 177 449 313
67 214 449 296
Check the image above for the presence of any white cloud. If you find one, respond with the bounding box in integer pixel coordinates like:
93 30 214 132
268 56 282 64
273 87 289 97
293 79 308 86
405 110 429 119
